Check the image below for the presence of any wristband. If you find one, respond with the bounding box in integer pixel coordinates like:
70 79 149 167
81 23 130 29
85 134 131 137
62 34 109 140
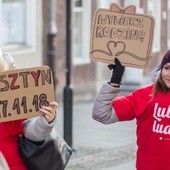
108 82 120 88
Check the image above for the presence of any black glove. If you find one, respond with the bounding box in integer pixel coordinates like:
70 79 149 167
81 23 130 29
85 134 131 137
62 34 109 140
108 58 125 84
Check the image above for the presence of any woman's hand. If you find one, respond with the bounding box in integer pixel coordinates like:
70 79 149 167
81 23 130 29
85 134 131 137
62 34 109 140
108 58 125 84
39 101 58 123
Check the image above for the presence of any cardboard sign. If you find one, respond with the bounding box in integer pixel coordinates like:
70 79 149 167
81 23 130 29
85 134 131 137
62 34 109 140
0 66 55 122
90 3 155 68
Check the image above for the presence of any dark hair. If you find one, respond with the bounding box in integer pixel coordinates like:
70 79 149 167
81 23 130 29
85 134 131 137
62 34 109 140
152 74 169 96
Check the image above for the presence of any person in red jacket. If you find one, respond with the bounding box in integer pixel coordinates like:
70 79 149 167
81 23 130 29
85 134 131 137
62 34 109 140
92 49 170 170
0 51 58 170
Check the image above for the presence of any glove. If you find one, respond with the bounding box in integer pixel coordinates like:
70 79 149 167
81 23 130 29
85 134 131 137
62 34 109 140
108 58 125 84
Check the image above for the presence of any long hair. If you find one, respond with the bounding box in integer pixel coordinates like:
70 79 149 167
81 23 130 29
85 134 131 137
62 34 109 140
0 51 23 136
152 73 169 96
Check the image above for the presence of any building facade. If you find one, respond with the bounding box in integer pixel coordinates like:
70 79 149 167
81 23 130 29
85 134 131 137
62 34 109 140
0 0 169 101
53 0 169 101
0 0 43 68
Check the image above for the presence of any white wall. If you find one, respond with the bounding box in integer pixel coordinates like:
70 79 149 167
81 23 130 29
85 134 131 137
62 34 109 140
2 0 43 69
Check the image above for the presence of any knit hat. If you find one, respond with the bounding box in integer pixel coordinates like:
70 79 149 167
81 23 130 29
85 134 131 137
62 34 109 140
161 50 170 69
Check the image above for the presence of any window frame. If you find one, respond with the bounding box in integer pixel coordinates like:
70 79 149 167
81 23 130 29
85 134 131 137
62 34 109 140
147 0 161 52
0 0 36 51
168 1 170 48
73 0 91 65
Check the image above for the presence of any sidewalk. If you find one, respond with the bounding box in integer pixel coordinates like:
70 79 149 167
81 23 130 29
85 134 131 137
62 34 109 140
54 101 137 170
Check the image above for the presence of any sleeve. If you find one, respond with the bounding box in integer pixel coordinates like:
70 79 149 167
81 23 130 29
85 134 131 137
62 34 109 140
92 82 120 124
23 115 57 142
113 92 136 121
0 152 9 170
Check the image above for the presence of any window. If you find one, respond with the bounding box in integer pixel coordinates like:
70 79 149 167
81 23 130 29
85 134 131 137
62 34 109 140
168 1 170 47
2 0 25 45
73 0 91 65
125 0 140 8
0 0 36 49
98 0 120 8
147 0 161 52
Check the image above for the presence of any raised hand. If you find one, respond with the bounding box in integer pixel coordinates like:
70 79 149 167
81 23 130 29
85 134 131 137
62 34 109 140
108 58 125 84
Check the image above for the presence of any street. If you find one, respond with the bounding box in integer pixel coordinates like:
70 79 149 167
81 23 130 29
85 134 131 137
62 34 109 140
54 101 136 170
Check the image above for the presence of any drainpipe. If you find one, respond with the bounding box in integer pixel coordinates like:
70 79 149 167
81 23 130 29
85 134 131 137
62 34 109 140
63 0 73 147
48 0 58 90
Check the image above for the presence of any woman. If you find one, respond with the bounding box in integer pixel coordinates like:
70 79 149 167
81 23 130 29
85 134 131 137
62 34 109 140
92 49 170 170
0 50 58 170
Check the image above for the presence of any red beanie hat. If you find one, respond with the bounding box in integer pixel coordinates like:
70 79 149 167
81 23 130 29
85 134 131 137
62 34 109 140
161 50 170 69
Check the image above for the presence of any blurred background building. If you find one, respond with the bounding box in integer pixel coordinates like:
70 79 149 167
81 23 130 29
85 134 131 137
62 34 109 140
0 1 169 168
0 0 169 101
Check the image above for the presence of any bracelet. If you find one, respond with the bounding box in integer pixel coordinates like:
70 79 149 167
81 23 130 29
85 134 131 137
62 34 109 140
112 85 120 88
108 82 121 88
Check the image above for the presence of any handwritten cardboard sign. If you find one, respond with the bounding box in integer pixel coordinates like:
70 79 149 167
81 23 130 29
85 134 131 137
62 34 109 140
0 66 55 122
90 3 155 68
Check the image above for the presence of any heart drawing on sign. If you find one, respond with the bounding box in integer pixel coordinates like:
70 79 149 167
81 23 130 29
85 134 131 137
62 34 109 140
91 40 150 61
91 41 126 57
107 41 126 56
